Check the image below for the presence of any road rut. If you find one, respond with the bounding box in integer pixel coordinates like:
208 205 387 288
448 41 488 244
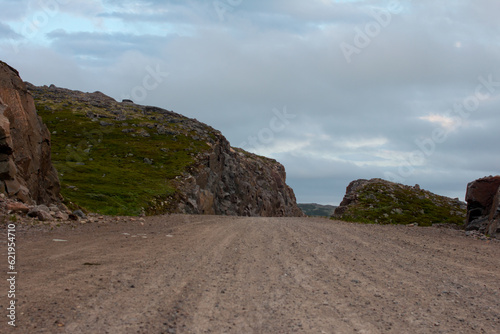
2 215 499 333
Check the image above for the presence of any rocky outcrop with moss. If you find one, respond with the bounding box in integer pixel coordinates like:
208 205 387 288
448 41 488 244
0 61 60 204
27 82 303 217
332 178 466 226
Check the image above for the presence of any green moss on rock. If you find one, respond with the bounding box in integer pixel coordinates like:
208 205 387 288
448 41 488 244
333 179 466 226
29 84 215 216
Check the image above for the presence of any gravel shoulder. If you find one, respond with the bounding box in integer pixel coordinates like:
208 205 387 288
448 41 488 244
1 215 499 333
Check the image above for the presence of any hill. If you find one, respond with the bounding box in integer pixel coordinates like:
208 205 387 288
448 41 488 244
27 83 303 217
332 178 466 226
298 203 337 217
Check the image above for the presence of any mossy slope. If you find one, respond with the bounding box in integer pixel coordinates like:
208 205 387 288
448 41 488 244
29 84 217 216
333 179 466 226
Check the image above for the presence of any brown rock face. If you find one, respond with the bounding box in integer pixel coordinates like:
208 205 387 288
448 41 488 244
0 61 60 204
488 187 500 236
176 135 304 217
465 176 500 235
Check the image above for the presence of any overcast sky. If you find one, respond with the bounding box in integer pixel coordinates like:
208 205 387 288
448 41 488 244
1 0 499 205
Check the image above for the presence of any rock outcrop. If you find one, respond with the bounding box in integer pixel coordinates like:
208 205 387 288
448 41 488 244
333 179 373 217
176 140 304 217
332 178 466 226
0 61 60 204
27 82 303 217
465 176 500 236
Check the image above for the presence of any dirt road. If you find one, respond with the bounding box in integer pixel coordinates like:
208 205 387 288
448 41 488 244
2 215 500 333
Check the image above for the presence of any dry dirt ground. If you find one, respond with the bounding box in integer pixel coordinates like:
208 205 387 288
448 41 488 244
1 215 499 334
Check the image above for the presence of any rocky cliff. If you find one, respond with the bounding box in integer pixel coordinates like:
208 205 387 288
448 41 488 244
465 176 500 236
27 82 303 217
173 142 303 217
0 61 60 204
332 178 466 226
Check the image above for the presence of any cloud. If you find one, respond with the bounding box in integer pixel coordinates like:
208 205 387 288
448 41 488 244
1 0 499 205
0 22 21 39
46 0 104 18
0 0 30 20
45 29 173 65
418 114 459 131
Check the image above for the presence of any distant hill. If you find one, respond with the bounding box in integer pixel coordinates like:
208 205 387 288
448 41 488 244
298 203 338 217
332 179 466 226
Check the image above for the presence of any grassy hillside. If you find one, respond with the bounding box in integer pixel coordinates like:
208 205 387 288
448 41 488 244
30 85 216 216
337 180 466 226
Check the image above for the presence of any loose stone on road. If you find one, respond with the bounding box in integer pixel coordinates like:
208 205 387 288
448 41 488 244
4 215 500 333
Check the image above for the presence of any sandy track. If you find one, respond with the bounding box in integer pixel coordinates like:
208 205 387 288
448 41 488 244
1 215 499 333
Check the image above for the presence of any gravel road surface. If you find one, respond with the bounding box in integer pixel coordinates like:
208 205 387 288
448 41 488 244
1 215 499 333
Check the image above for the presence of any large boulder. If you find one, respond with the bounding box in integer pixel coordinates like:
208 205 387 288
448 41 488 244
465 176 500 236
0 61 60 204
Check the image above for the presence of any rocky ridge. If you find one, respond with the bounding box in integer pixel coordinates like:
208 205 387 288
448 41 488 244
332 178 466 226
0 61 60 205
26 80 303 217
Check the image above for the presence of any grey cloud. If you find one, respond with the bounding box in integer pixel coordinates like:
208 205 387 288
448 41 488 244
0 22 21 39
1 0 499 204
50 0 104 17
46 30 173 65
0 0 30 20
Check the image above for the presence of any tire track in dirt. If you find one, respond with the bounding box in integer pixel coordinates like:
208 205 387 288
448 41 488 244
281 219 500 333
3 215 500 333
